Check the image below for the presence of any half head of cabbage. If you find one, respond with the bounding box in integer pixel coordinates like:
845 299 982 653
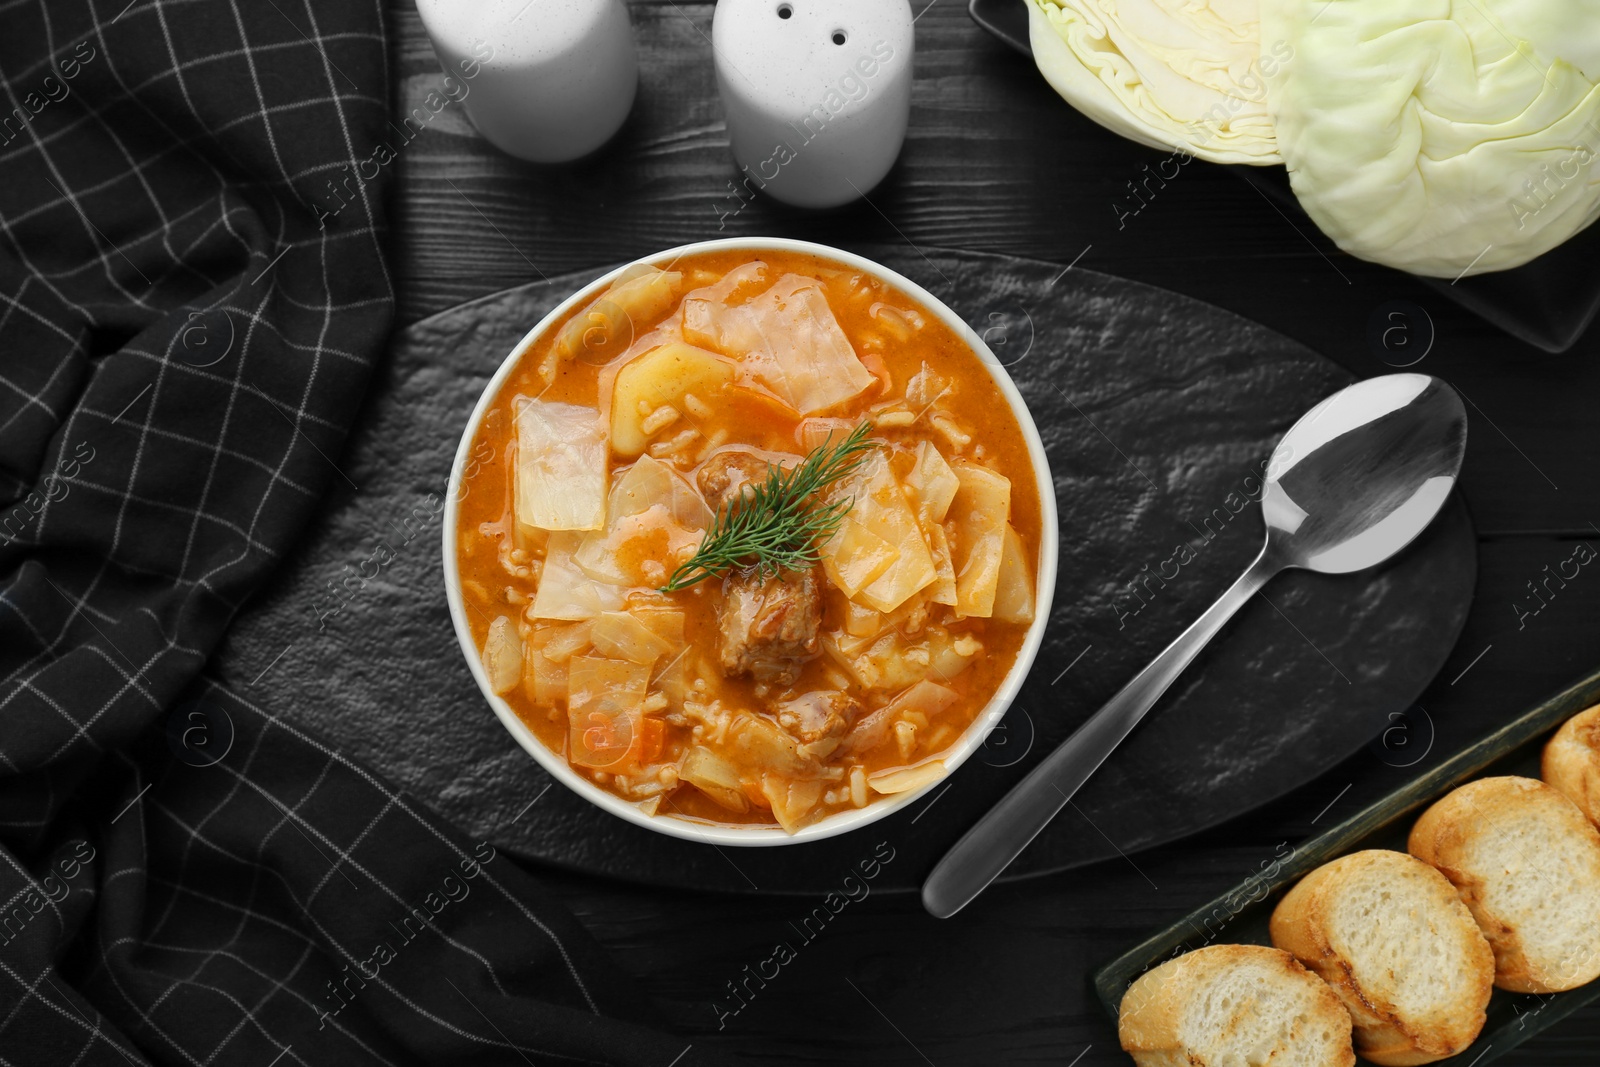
1028 0 1600 276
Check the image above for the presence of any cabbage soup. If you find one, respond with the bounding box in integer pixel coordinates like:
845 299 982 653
455 248 1042 833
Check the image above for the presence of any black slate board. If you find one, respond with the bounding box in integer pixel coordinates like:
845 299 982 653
212 245 1476 895
972 0 1600 353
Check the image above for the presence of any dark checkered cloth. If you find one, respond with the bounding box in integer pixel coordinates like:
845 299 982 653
0 3 697 1064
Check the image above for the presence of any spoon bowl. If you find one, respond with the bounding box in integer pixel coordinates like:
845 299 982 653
922 373 1469 918
1264 374 1467 573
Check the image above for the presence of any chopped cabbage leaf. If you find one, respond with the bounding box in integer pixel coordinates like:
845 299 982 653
685 271 875 414
761 776 824 833
528 647 567 706
906 440 960 523
549 264 683 381
824 624 977 693
868 760 947 795
534 620 592 664
681 746 749 813
574 455 711 587
567 655 649 770
590 610 674 666
514 399 607 532
728 714 815 778
531 532 628 620
482 616 522 695
923 522 959 607
821 450 937 613
1027 0 1281 165
948 463 1011 619
992 524 1037 625
821 518 900 598
1261 0 1600 275
528 621 592 705
630 604 688 708
682 261 771 347
797 417 857 454
840 680 957 756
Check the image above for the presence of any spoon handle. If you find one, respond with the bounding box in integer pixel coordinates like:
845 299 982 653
922 547 1281 918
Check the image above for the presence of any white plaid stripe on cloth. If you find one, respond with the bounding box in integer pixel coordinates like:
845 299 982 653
0 2 699 1064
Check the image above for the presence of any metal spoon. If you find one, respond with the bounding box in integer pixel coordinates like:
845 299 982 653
922 373 1468 918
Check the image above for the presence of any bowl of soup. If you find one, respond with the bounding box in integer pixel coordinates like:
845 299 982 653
444 238 1057 844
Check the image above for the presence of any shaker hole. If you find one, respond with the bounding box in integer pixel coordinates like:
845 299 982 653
777 4 792 18
832 29 847 45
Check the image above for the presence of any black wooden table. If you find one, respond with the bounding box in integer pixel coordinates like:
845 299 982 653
385 3 1600 1062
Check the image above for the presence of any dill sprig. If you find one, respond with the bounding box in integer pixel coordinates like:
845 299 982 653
660 421 876 592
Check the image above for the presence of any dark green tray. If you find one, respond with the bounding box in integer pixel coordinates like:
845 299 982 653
1092 664 1600 1064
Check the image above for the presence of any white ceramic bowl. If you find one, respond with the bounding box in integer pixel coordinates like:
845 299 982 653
444 237 1058 846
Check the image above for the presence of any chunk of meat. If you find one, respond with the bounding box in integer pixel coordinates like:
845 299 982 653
776 690 858 760
697 449 776 511
717 568 822 685
697 450 823 685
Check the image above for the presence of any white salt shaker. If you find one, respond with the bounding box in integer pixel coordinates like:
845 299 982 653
415 0 638 164
712 0 914 209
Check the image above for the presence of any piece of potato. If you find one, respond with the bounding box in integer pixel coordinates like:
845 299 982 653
842 598 885 639
610 343 736 457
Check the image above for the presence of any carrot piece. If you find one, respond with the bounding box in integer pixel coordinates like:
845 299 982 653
640 717 665 764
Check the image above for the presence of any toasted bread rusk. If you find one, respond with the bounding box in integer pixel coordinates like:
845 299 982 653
1269 850 1493 1065
1544 703 1600 827
1118 944 1355 1067
1409 776 1600 993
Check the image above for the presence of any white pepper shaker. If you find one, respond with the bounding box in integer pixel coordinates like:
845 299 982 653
712 0 914 209
415 0 638 164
